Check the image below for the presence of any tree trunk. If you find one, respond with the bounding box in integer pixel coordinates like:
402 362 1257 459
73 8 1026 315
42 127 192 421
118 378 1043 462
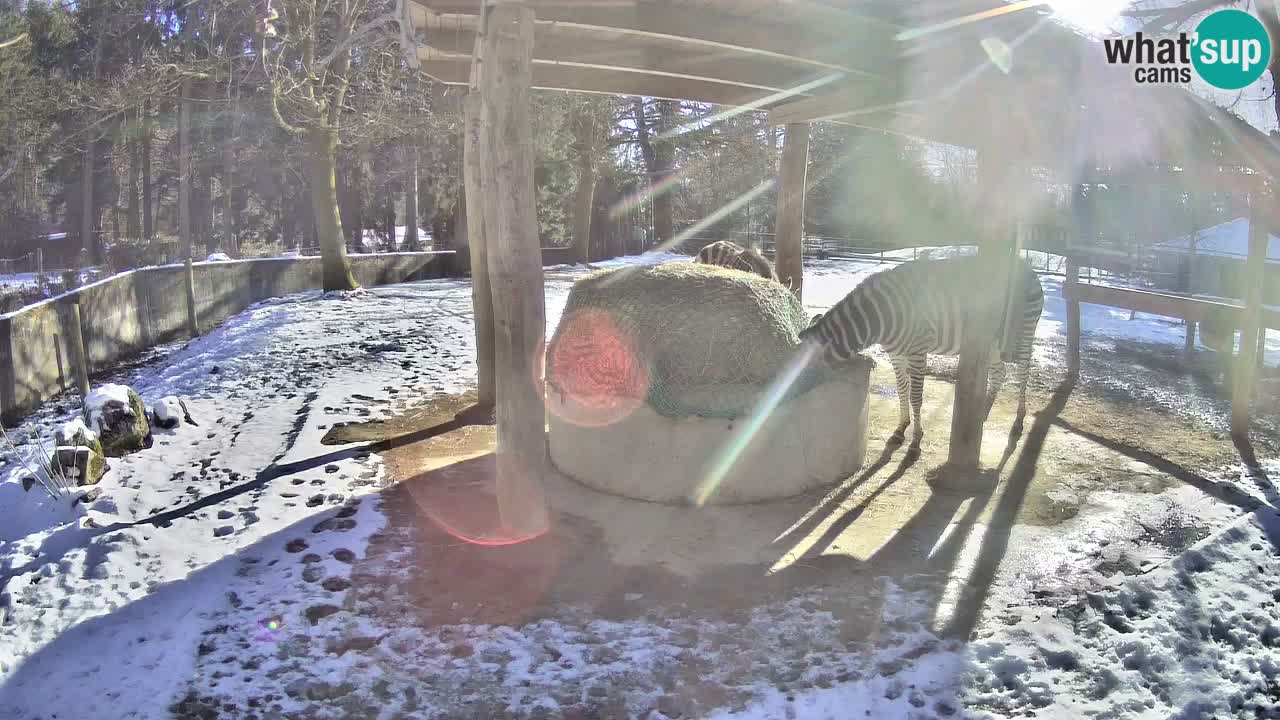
774 122 809 298
572 161 595 264
632 98 676 250
80 136 95 264
307 126 358 291
142 99 154 242
479 4 549 537
179 77 199 337
127 109 142 239
279 176 293 249
223 81 238 256
403 142 420 251
1231 203 1268 437
464 92 495 407
351 142 366 251
453 184 469 255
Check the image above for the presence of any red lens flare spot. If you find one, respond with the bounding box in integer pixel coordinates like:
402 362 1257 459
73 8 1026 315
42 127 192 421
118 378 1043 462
547 309 648 427
406 454 552 548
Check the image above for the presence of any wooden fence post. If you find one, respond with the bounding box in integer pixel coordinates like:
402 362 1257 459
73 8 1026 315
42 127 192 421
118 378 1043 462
66 299 90 400
1230 201 1268 438
184 256 199 338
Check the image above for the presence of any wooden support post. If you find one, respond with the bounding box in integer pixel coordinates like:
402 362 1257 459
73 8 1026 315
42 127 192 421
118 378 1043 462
1231 202 1268 437
65 300 90 401
948 225 1016 470
774 122 809 299
1185 321 1197 356
479 1 549 537
948 152 1017 471
463 92 496 408
1066 257 1081 379
35 248 43 282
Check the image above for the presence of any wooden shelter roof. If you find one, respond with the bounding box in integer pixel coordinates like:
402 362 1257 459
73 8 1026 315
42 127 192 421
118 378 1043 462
403 0 1280 179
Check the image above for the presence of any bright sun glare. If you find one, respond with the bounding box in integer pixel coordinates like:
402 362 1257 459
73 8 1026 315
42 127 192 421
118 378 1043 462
1047 0 1130 36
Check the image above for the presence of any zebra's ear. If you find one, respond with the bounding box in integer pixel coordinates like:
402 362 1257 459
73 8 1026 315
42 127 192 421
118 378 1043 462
807 312 824 326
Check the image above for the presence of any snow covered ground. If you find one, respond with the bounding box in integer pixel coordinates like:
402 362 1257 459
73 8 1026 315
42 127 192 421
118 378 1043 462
1 250 1277 719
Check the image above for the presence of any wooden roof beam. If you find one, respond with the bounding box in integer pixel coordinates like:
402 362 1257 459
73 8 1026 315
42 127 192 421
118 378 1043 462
416 36 845 94
409 0 887 77
766 87 921 126
418 59 787 107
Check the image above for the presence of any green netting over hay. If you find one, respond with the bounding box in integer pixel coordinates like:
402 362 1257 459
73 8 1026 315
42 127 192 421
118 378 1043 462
547 262 833 419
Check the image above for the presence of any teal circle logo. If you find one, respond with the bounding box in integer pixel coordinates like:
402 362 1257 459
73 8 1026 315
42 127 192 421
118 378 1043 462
1193 9 1272 90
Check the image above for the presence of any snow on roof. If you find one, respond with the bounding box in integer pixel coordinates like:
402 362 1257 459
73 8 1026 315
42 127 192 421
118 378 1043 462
1154 217 1280 262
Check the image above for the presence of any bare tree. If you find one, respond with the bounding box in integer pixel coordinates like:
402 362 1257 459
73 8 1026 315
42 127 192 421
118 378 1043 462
256 0 402 289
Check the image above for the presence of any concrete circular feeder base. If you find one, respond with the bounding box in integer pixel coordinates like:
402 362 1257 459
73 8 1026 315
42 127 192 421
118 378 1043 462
547 365 871 505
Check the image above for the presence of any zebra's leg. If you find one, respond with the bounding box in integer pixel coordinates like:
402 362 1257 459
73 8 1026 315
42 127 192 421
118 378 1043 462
889 356 912 445
1012 339 1034 435
906 353 927 458
983 352 1007 422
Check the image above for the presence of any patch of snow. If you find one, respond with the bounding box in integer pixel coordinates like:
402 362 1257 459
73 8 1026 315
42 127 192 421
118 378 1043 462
55 417 97 445
1156 216 1280 262
0 479 83 544
205 252 231 262
152 396 182 427
83 383 134 434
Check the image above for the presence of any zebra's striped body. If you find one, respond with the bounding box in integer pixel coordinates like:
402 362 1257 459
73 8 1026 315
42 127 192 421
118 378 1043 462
734 247 779 282
696 240 743 268
800 255 1044 454
695 241 778 281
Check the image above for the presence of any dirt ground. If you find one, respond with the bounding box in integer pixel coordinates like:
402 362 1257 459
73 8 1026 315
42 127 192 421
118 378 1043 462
163 333 1276 720
322 346 1274 642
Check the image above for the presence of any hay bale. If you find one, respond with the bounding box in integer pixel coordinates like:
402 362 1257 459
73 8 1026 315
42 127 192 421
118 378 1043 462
547 262 819 419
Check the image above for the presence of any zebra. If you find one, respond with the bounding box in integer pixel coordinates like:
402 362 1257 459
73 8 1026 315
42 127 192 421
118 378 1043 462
696 240 744 268
734 247 779 282
799 255 1044 456
695 240 778 281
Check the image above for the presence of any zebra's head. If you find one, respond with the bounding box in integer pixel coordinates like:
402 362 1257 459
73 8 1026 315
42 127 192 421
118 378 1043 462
798 312 843 365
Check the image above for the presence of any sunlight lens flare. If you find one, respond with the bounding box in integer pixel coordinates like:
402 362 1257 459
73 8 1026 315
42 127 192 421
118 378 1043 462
655 72 846 142
608 168 688 220
1048 0 1129 36
691 343 819 507
658 179 776 254
546 309 648 428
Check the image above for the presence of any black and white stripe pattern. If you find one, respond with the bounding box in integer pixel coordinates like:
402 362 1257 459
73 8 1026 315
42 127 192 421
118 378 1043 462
695 240 744 268
695 241 778 281
800 255 1044 454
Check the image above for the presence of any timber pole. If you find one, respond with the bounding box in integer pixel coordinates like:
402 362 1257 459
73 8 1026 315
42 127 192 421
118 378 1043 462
1065 256 1081 379
66 299 90 401
774 122 809 298
1230 199 1268 438
463 92 496 408
947 151 1016 471
479 1 550 536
